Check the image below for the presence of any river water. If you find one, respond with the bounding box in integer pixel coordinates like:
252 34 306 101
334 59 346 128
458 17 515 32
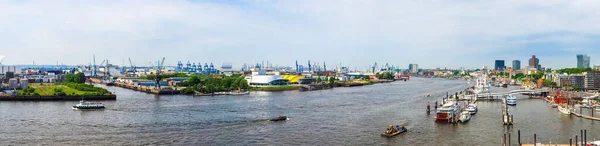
0 78 598 145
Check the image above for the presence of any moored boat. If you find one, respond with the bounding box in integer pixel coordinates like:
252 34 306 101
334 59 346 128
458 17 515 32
558 105 571 115
436 102 461 122
506 95 517 106
72 100 105 109
466 104 478 115
381 125 407 137
550 102 558 108
459 111 471 123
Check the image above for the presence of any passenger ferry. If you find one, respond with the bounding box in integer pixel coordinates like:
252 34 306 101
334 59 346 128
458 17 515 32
72 100 105 109
436 102 462 122
506 95 517 106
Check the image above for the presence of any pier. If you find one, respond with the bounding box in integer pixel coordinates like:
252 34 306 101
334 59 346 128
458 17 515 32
501 96 513 125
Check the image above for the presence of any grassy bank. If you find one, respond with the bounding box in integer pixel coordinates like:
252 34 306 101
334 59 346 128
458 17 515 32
251 85 300 91
18 83 111 96
339 80 374 86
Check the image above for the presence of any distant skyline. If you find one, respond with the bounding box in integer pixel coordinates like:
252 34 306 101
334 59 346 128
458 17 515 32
1 0 600 69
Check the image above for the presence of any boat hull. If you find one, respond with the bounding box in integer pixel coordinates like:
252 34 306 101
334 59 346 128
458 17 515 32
381 128 407 137
72 106 105 109
558 106 571 115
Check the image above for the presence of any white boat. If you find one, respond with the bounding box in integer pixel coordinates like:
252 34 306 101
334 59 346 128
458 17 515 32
72 100 105 109
506 95 517 106
466 104 478 115
558 105 571 115
459 111 471 123
230 91 250 95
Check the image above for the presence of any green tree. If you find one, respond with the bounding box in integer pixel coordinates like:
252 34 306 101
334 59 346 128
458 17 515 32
328 77 335 85
75 72 86 83
316 76 322 83
238 79 249 89
383 73 390 79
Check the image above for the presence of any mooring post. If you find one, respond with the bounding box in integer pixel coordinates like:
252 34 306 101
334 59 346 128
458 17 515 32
504 133 507 146
508 132 511 146
570 138 573 146
518 130 521 145
533 134 537 146
585 129 587 146
581 130 584 146
575 135 578 146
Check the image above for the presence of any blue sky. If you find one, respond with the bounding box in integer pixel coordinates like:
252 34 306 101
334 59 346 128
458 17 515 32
1 0 599 70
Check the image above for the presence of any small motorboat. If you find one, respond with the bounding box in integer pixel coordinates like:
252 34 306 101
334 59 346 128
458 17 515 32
459 111 471 123
270 116 288 121
466 106 477 115
381 125 407 137
72 100 105 109
424 94 431 97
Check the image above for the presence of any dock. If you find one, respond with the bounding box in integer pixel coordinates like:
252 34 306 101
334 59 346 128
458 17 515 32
114 82 180 95
571 111 600 121
501 97 513 125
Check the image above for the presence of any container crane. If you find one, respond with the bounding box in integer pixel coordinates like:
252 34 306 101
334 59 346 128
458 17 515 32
155 57 165 90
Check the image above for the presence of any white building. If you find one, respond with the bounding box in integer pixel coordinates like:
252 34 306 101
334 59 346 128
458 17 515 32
245 69 289 87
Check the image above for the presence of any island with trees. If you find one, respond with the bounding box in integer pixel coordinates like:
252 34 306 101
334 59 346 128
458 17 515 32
1 72 116 101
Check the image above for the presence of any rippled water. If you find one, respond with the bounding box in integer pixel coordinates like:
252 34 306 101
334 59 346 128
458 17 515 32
0 78 598 145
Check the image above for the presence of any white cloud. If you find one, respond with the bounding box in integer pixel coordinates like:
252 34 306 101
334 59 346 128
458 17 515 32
0 0 599 69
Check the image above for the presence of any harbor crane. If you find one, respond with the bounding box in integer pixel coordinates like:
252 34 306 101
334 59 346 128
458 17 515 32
128 58 136 77
372 62 377 73
155 57 165 90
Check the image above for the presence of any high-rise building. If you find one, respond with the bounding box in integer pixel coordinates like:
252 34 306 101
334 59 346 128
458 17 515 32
577 54 590 68
494 60 505 71
512 60 521 70
529 55 540 67
584 71 600 90
409 64 419 73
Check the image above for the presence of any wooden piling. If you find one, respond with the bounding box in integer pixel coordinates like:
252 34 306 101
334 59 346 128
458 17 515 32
508 132 511 146
575 135 578 146
581 130 583 146
533 134 537 146
585 130 587 146
518 130 521 145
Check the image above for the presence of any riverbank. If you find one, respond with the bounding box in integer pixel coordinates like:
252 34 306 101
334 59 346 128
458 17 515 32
114 82 180 95
0 94 116 101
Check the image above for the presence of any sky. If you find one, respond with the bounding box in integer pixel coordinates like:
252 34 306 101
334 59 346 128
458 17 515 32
1 0 600 70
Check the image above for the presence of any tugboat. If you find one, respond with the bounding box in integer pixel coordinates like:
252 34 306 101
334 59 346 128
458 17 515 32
72 100 105 109
381 125 407 137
